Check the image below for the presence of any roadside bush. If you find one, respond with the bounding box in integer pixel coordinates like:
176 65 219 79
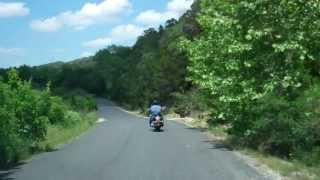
172 89 208 117
0 69 69 167
0 108 28 166
229 84 320 160
236 95 304 156
63 111 82 127
0 69 98 167
48 97 67 124
13 82 49 142
293 85 320 164
297 147 320 167
54 88 97 112
70 95 97 112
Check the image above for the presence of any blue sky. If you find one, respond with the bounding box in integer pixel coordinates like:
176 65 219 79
0 0 193 68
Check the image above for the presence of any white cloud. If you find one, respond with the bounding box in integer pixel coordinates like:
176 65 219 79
135 0 193 26
0 47 25 56
0 2 30 18
135 10 170 26
167 0 193 14
82 37 112 48
30 0 132 32
110 24 144 44
82 24 143 48
30 17 62 32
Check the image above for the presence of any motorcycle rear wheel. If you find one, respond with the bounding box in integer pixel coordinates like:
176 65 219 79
154 126 161 131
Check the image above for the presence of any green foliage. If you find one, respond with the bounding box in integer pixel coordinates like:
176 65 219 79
172 89 208 117
298 147 320 167
243 85 320 162
54 88 97 112
63 111 82 127
0 69 73 166
0 107 28 166
48 96 67 124
239 95 306 156
182 0 320 160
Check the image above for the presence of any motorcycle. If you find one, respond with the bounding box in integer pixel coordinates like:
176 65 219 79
151 114 164 131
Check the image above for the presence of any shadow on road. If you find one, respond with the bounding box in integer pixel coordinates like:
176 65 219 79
185 127 232 151
185 127 208 132
0 162 25 180
203 139 233 151
150 129 165 132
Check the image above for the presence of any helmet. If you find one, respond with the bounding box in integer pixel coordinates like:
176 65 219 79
152 100 160 106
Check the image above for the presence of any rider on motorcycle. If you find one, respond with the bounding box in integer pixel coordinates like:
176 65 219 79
149 100 162 127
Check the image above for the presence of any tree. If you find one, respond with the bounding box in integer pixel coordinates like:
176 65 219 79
165 18 178 28
181 0 320 155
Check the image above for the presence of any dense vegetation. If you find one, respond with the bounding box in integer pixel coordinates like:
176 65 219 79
182 0 320 165
0 69 96 167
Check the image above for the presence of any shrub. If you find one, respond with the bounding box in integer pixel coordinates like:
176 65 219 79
0 108 29 166
229 84 320 159
0 69 70 166
48 97 67 124
239 95 304 156
63 111 82 127
172 89 208 117
54 88 97 112
12 82 49 142
297 147 320 167
70 95 97 112
0 69 98 167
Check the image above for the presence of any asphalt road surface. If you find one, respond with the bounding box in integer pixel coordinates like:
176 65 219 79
1 99 269 180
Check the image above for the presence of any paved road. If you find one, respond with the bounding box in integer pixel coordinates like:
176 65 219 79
1 99 268 180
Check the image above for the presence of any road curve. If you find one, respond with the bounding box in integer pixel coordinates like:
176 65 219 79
1 99 268 180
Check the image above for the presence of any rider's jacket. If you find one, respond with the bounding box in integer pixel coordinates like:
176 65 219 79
150 105 161 115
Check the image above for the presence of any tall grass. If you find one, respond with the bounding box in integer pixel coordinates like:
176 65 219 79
38 112 97 151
